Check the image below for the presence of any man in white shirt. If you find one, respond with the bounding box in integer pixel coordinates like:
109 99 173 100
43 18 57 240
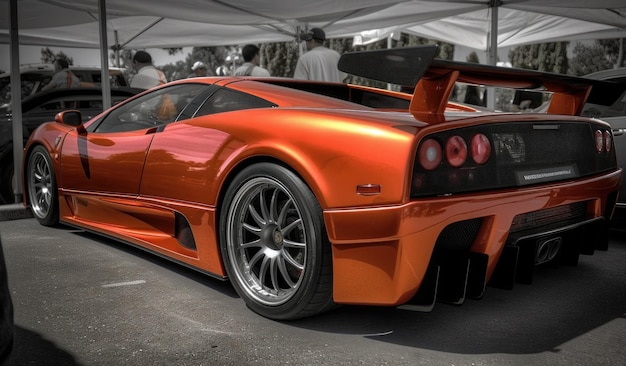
294 28 346 83
232 44 271 77
130 51 167 89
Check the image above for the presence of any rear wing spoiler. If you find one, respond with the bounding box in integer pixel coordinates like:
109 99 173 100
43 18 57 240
338 46 626 122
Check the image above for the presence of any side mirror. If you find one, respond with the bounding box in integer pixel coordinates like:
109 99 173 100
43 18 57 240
55 110 83 126
55 110 86 134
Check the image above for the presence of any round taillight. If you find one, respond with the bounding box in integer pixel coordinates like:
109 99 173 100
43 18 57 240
418 139 442 170
604 130 612 152
471 133 491 165
595 130 604 153
445 135 467 167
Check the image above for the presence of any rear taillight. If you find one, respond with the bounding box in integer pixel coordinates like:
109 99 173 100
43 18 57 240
418 134 493 171
445 135 467 167
595 130 604 153
604 130 612 152
418 138 442 170
595 129 613 153
471 133 491 165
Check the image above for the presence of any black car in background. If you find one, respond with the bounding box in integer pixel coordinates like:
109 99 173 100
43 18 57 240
0 87 142 204
0 65 129 107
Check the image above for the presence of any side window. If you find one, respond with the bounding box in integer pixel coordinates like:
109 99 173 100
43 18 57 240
91 84 207 133
195 88 274 117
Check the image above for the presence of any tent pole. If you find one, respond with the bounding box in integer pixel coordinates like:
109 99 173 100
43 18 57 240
98 0 111 110
9 0 23 203
114 30 120 67
486 1 499 110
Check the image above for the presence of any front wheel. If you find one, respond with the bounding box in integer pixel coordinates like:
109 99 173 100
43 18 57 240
219 163 334 320
26 146 59 226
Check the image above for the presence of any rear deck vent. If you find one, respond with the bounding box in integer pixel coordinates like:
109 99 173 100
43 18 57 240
510 201 587 233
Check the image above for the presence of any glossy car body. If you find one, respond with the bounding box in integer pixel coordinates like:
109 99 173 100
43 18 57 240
22 47 622 319
0 87 141 204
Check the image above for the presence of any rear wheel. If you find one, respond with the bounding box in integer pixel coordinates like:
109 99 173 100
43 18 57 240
26 146 59 226
219 163 334 320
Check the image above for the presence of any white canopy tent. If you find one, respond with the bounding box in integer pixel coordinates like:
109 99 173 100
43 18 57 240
2 1 625 51
1 0 626 203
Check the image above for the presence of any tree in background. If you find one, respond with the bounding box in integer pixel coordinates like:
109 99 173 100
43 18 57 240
40 47 74 66
261 41 300 78
508 42 568 74
599 38 625 69
569 38 625 76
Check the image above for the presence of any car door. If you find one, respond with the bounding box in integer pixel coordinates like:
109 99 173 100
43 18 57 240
58 84 209 196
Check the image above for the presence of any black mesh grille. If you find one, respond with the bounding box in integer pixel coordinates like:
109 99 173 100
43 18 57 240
433 218 483 254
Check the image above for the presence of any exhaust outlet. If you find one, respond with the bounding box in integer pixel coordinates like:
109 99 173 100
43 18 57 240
535 237 562 265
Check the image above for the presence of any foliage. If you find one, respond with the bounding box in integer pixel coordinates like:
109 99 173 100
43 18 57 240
508 42 568 73
568 39 625 76
598 38 625 68
260 41 300 78
40 47 74 65
466 51 480 64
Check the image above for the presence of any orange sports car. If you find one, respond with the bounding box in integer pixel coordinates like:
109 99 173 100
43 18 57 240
22 47 622 320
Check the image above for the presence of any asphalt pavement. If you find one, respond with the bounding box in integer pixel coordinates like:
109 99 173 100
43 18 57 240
0 214 625 366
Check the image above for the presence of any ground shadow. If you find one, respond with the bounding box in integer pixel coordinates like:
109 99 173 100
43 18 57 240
292 240 626 355
5 326 81 365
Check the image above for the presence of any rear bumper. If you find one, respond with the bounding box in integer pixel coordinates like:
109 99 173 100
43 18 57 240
324 169 622 306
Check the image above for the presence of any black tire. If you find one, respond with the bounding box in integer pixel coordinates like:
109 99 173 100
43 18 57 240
219 163 334 320
26 146 59 226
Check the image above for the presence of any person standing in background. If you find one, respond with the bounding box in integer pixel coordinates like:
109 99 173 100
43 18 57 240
294 28 345 83
232 45 271 77
187 61 209 78
130 50 167 89
41 59 80 91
